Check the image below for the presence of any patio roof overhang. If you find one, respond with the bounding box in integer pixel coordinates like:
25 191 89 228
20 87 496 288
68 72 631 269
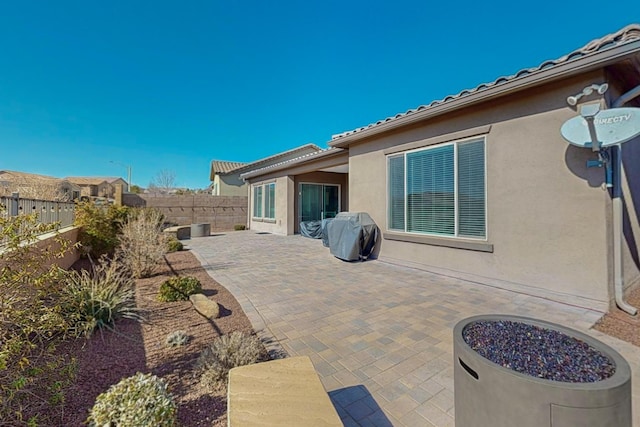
241 148 349 182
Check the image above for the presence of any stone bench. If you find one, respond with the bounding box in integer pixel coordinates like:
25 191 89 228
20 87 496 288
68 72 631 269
163 225 191 240
228 356 342 427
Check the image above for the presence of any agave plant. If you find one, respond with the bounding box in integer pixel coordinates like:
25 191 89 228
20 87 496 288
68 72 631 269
62 256 144 337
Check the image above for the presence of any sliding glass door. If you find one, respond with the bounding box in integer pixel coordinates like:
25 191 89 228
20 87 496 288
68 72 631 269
299 183 340 223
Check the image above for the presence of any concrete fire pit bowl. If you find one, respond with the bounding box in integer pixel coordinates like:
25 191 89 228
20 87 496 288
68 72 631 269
453 314 631 427
190 223 211 238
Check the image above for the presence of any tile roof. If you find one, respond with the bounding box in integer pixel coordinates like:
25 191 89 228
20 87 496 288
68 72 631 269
331 23 640 142
210 161 248 175
0 170 64 184
210 143 323 178
65 176 121 185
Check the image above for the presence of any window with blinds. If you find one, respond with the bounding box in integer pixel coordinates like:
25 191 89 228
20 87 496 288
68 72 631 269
387 137 486 239
253 183 276 219
265 183 276 219
253 185 263 218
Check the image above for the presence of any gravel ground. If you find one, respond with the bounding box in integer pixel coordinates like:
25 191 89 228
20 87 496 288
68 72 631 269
594 285 640 348
59 249 256 426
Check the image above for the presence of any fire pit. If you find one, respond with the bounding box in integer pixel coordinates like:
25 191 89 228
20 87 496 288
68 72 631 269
453 315 631 427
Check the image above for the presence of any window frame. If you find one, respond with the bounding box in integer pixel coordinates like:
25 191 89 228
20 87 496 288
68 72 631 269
252 182 276 221
386 135 488 244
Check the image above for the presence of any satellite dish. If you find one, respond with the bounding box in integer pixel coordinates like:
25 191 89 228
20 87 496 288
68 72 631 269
561 107 640 148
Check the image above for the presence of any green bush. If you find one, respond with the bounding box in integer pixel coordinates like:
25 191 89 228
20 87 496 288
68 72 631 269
62 257 144 338
74 202 130 257
87 372 177 427
234 224 246 231
166 237 183 252
165 330 190 347
0 210 77 425
197 332 264 391
158 276 202 302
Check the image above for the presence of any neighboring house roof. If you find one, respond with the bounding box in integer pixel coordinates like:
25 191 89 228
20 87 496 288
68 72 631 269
330 23 640 147
0 170 81 199
65 176 122 186
0 170 78 187
1 170 61 182
209 143 323 180
241 147 346 180
210 161 248 176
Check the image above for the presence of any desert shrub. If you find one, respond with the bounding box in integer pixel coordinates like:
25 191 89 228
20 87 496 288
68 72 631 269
116 208 167 278
0 211 77 425
74 202 130 257
166 237 183 252
158 276 202 302
87 372 177 427
234 224 246 231
165 330 190 347
61 257 143 338
197 332 264 391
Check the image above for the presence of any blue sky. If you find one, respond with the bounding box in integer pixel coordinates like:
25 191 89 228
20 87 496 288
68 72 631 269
1 2 638 189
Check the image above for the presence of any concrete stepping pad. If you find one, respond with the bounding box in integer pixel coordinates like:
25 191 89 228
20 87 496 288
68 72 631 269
228 356 342 426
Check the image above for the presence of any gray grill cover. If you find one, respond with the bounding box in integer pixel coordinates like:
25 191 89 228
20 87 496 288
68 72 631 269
321 218 333 247
327 212 378 261
299 220 323 239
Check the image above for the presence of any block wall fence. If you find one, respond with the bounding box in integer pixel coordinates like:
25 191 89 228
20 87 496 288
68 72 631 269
121 193 248 232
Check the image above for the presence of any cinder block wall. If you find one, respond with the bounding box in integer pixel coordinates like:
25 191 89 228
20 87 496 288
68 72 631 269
122 194 248 232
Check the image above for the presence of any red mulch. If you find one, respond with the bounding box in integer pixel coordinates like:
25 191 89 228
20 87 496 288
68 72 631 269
57 249 256 426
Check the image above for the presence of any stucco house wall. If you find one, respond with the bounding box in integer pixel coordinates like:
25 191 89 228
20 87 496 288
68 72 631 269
248 176 293 235
215 174 248 197
245 150 349 235
241 25 640 311
346 72 621 310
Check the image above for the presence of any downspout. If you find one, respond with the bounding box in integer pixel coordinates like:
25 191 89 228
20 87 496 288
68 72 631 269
611 85 640 315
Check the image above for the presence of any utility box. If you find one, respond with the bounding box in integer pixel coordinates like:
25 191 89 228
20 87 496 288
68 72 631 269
454 315 631 427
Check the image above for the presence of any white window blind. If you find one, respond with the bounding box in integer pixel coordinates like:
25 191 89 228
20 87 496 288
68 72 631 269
407 145 455 235
265 183 275 219
387 138 486 239
253 185 263 218
457 140 485 238
388 155 405 230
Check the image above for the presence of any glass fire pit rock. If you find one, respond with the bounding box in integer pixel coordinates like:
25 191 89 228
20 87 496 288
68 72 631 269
453 314 631 427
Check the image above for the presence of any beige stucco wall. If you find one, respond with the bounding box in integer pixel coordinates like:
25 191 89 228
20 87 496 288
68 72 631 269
348 72 616 310
249 172 348 235
249 177 293 235
214 174 248 197
0 226 81 271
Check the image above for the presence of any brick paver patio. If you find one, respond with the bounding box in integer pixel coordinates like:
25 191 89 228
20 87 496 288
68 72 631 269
186 231 640 427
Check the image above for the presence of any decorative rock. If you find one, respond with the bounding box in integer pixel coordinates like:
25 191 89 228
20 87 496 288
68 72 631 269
189 293 220 319
463 320 615 382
